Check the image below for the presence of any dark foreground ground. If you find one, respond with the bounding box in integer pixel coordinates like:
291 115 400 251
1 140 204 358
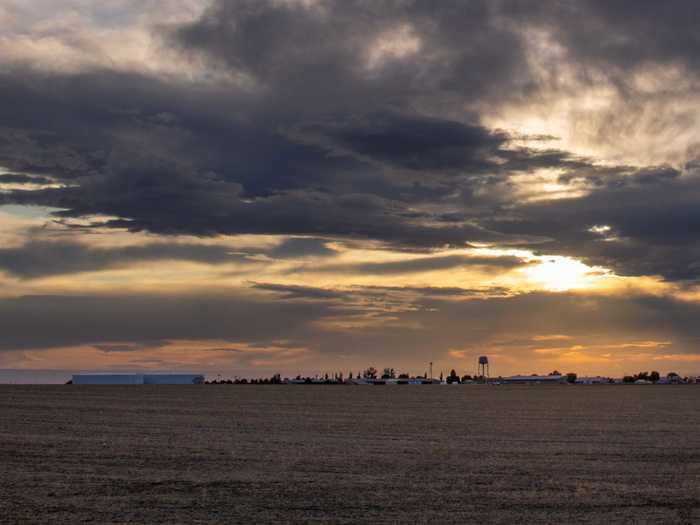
2 386 700 524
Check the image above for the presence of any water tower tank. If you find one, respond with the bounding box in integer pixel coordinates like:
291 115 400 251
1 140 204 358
477 355 489 381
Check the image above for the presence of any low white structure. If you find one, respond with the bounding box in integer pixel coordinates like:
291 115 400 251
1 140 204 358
575 376 611 385
72 374 144 385
500 374 566 385
345 377 438 385
144 374 205 385
72 373 204 385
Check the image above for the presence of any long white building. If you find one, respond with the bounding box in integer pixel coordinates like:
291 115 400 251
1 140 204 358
499 374 566 385
72 373 205 385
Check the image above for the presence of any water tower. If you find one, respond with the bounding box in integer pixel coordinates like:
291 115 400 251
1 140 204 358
478 355 489 379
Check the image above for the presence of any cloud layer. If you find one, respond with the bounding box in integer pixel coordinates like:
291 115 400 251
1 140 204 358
3 1 700 377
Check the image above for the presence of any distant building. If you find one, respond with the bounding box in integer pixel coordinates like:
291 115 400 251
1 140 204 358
72 374 204 385
143 374 205 385
344 377 438 385
575 376 611 385
500 374 566 385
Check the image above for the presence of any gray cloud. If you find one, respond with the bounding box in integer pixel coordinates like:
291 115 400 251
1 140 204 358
93 343 158 353
0 173 54 185
287 112 510 173
268 237 336 259
487 172 700 281
0 0 699 282
250 282 346 300
535 1 700 76
352 285 513 298
289 254 529 276
0 240 249 278
0 237 339 278
0 291 345 352
2 289 700 377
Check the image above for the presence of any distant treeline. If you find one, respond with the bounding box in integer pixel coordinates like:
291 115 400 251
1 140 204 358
204 368 695 385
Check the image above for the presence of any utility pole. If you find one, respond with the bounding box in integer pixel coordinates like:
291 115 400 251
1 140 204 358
429 361 433 382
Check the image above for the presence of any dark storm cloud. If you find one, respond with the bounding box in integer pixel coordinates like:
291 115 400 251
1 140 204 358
487 171 700 281
0 237 341 278
0 67 597 250
268 237 336 258
250 282 515 306
0 173 54 185
289 254 529 276
288 112 509 172
534 1 700 75
2 0 700 281
0 69 521 245
172 0 532 108
0 240 249 278
354 285 513 298
0 292 345 352
173 1 700 109
3 290 700 367
556 165 681 190
93 343 156 353
250 282 346 300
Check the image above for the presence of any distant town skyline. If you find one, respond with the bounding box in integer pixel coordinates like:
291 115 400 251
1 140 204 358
3 1 700 382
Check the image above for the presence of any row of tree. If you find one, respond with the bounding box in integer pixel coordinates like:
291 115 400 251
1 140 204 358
207 367 574 385
207 373 283 384
622 371 681 383
204 368 689 385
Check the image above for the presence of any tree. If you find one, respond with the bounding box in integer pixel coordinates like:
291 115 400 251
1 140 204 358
461 374 473 382
566 372 577 384
398 373 409 379
667 372 681 384
363 367 378 379
650 371 660 382
447 369 460 384
439 371 444 381
382 367 396 379
623 376 635 383
549 370 561 376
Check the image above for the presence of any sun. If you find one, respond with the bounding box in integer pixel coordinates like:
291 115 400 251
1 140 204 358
524 256 602 291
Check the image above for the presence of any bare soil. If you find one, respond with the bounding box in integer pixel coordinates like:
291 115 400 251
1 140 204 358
2 385 700 523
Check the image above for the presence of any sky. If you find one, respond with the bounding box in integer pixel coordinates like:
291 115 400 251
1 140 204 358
2 0 700 382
